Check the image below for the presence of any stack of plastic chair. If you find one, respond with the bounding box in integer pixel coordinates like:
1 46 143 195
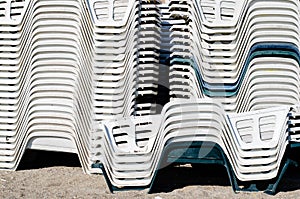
91 0 138 122
134 0 162 115
93 99 290 193
89 0 163 167
24 0 94 173
89 0 141 168
168 0 300 112
0 0 96 172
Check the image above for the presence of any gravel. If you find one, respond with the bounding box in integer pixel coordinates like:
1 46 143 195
0 150 300 198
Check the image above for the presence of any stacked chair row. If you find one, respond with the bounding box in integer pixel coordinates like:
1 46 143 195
0 0 163 173
92 0 300 194
93 99 294 194
1 0 300 195
169 0 300 112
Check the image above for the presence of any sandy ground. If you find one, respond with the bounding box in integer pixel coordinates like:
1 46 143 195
1 150 300 198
